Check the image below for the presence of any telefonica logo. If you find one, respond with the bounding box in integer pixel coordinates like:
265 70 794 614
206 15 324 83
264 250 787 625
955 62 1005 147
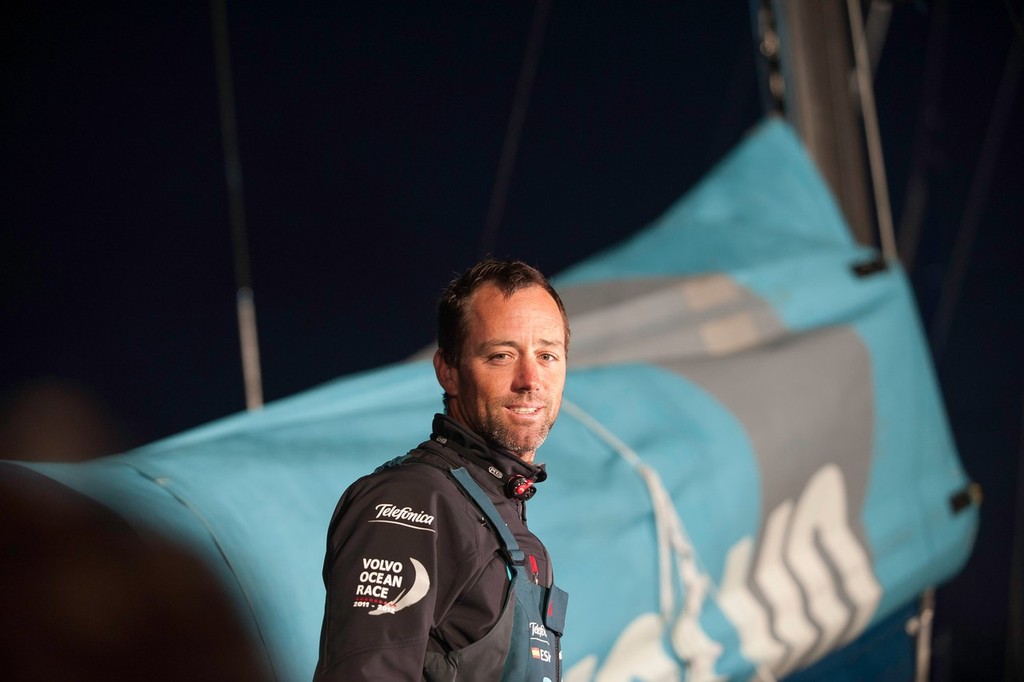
371 503 436 531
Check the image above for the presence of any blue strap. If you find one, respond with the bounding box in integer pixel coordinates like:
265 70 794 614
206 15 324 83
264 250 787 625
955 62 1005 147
449 467 525 566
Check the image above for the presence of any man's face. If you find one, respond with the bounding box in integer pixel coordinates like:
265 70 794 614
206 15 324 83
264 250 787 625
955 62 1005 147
434 283 567 463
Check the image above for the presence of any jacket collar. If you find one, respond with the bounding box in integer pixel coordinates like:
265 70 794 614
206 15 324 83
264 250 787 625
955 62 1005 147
429 413 547 495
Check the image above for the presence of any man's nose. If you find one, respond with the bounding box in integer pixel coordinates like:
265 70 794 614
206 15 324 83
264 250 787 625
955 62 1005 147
513 356 541 391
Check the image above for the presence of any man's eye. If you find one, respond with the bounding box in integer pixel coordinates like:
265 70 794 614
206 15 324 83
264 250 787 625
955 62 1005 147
540 353 558 362
489 353 512 361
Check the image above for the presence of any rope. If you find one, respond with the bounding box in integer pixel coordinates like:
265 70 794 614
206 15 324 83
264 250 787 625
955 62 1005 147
895 0 952 272
847 0 897 261
144 470 278 680
561 399 777 682
912 587 935 682
478 0 552 258
930 37 1023 360
211 0 264 410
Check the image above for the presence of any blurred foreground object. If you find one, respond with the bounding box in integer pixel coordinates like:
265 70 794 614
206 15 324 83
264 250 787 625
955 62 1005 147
0 463 272 682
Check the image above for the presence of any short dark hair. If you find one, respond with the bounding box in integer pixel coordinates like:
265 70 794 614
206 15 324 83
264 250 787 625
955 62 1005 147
437 258 570 368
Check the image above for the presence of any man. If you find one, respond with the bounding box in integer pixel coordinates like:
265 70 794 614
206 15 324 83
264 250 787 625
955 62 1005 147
313 259 570 681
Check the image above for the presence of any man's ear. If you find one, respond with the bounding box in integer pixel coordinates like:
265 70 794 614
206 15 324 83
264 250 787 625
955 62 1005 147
433 349 458 396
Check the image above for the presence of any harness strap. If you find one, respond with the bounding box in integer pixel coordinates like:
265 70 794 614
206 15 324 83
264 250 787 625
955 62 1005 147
450 467 526 566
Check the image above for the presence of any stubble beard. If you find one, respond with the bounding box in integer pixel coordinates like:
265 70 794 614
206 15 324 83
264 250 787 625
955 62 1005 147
480 402 557 457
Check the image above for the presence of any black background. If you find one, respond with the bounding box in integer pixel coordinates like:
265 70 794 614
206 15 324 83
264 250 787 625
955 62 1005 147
2 2 1022 678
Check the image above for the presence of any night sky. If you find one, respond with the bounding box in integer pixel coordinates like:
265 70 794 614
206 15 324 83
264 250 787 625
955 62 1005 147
3 1 1022 678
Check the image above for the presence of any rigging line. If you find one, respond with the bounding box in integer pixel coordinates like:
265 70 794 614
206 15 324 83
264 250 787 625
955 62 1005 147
478 0 552 259
912 587 936 682
211 0 263 411
141 469 279 681
848 0 897 261
863 0 893 77
1008 383 1024 680
930 37 1023 361
895 0 952 273
1003 0 1024 42
561 398 778 682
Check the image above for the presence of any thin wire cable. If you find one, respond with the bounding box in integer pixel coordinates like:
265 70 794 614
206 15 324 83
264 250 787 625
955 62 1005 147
1002 0 1024 41
896 0 952 273
912 587 936 682
478 0 552 258
930 38 1023 360
142 470 278 680
211 0 264 410
848 0 897 261
1008 385 1024 679
864 0 893 77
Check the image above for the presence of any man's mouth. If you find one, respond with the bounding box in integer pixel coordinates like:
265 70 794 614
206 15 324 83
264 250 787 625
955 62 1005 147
508 406 542 415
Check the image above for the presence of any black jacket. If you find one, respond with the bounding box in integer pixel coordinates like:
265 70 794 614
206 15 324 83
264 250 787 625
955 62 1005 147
313 414 553 681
